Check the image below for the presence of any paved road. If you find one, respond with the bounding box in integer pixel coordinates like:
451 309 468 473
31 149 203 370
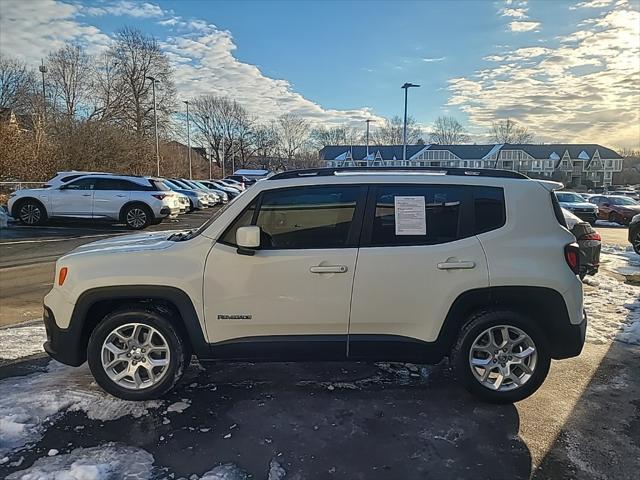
595 223 629 246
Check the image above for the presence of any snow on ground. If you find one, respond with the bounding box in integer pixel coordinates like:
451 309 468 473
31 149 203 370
600 244 640 277
0 362 162 457
583 248 640 346
0 321 46 361
6 443 155 480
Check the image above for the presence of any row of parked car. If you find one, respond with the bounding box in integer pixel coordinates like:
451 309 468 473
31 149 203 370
556 191 640 226
7 171 258 230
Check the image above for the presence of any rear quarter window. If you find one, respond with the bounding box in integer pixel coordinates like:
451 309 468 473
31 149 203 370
473 186 505 234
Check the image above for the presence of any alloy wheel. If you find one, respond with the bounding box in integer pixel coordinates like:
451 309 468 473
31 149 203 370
126 208 147 228
19 204 41 225
633 232 640 254
100 323 171 390
468 325 538 392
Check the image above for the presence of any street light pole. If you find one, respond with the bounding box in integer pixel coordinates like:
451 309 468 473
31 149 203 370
183 100 192 179
38 59 47 120
146 76 160 176
221 137 226 178
365 119 373 166
401 82 420 162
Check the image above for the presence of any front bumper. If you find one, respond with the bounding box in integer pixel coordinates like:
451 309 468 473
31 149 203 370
43 305 86 366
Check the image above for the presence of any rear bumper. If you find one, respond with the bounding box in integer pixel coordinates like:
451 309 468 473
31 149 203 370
160 206 180 218
550 309 587 360
573 211 598 223
43 305 85 366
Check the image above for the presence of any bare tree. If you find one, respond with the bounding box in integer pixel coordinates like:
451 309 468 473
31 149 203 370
108 27 176 135
309 126 361 149
48 44 92 118
87 51 127 122
429 116 470 144
275 113 310 160
490 118 534 144
373 115 422 145
0 55 35 112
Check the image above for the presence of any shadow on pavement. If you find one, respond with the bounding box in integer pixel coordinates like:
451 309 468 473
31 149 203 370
0 360 533 479
531 339 640 480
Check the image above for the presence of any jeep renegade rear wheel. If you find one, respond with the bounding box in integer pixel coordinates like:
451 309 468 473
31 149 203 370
87 306 190 400
453 310 550 403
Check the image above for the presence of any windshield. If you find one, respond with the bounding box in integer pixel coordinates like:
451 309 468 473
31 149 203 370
610 196 639 205
556 192 585 203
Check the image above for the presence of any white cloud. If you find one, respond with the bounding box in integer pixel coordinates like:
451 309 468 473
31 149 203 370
83 0 165 18
570 0 615 9
0 0 111 60
162 28 382 128
501 8 528 18
0 0 382 130
448 2 640 147
508 21 541 32
422 57 446 62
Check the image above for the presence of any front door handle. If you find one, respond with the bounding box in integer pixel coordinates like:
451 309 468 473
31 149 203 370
116 194 127 197
437 261 476 270
310 265 348 274
82 194 91 197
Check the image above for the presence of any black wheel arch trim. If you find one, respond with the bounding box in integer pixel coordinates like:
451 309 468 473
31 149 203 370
119 201 155 221
44 285 209 367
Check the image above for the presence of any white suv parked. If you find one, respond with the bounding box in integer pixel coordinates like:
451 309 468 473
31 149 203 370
42 167 585 403
8 174 180 229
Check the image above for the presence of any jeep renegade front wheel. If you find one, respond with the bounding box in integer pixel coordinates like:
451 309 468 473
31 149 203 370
453 311 551 403
87 307 190 400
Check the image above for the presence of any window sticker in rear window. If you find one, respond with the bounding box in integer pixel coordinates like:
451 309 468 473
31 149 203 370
394 196 426 235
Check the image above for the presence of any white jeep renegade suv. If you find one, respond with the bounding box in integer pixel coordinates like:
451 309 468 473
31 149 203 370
8 174 180 229
42 167 585 403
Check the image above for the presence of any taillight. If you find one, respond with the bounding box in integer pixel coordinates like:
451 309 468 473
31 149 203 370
579 232 601 241
152 194 167 200
564 244 580 275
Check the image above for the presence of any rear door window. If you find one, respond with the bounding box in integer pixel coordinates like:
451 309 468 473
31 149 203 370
366 185 468 247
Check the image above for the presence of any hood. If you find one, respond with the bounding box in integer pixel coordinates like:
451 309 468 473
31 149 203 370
616 204 640 212
65 230 186 257
560 201 596 209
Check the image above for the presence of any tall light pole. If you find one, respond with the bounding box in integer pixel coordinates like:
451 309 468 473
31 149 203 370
39 59 47 120
146 76 160 176
401 82 420 162
365 119 374 166
183 100 192 179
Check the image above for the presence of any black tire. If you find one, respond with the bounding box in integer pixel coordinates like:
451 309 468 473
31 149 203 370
631 227 640 255
122 203 152 230
187 199 195 213
87 306 190 400
15 199 47 226
609 211 621 224
452 310 551 404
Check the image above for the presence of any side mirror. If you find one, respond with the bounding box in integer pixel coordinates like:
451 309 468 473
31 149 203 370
236 226 260 256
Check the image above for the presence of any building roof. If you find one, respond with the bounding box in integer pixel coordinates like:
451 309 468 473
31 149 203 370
319 143 622 160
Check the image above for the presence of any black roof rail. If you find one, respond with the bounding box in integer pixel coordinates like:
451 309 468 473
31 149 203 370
268 166 529 180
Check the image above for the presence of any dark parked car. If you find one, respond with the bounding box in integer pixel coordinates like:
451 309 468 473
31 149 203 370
556 191 599 224
629 214 640 254
589 195 640 225
563 208 601 278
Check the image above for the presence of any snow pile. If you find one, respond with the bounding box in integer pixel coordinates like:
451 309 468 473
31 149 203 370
6 443 154 480
600 244 640 277
583 250 640 346
0 206 9 228
0 321 46 361
200 463 248 480
0 361 162 456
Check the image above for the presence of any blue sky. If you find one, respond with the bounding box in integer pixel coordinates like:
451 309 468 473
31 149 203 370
1 0 639 147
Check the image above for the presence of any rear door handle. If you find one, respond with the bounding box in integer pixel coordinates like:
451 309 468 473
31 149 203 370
437 261 476 270
82 194 92 197
310 265 348 274
116 194 127 197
